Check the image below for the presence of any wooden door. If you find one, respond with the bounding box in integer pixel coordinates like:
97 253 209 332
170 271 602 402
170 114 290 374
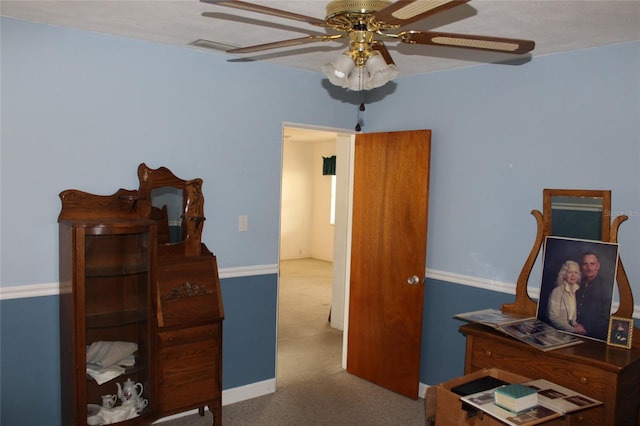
346 130 431 399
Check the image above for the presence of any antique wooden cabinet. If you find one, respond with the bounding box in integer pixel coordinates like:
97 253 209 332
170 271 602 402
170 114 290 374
59 164 224 425
59 190 158 425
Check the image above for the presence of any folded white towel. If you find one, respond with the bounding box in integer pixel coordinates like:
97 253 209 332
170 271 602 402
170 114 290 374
86 364 125 385
86 341 137 368
96 405 138 424
118 355 136 367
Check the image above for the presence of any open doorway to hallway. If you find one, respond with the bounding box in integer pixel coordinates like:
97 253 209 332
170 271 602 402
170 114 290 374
278 125 351 387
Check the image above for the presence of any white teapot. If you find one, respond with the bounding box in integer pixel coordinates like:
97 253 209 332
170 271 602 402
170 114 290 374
116 378 143 404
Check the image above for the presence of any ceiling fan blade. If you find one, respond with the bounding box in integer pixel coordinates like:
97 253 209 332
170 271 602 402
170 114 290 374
200 0 329 27
201 12 329 36
399 30 535 54
374 0 470 26
227 34 346 54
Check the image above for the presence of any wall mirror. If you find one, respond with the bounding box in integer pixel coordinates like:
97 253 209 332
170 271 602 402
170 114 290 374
543 189 611 241
137 163 205 257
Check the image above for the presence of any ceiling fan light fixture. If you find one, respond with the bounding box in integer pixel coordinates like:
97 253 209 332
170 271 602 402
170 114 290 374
323 50 397 90
347 67 368 90
334 53 357 78
364 52 399 89
322 53 357 87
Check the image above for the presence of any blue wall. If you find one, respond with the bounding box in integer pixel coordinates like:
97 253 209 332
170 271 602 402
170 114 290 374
2 15 639 426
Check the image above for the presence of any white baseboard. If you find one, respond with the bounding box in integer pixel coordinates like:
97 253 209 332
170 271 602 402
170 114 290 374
419 382 428 399
222 378 277 405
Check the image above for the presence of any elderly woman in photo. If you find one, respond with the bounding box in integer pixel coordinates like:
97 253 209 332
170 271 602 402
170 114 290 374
547 260 587 335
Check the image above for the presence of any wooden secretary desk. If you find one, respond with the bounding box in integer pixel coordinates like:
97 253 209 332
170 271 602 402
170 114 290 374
59 164 223 426
460 190 640 426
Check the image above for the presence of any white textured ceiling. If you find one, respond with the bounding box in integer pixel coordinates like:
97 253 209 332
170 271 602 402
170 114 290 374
2 0 639 78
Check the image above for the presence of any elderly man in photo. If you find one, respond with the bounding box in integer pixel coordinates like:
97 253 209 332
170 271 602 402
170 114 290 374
575 252 614 340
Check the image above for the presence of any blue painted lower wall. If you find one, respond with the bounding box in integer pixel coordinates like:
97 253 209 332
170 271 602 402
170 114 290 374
0 274 278 425
0 275 516 425
220 274 278 389
0 296 62 424
420 279 514 385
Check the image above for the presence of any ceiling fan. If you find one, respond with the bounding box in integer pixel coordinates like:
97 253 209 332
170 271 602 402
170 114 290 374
200 0 535 91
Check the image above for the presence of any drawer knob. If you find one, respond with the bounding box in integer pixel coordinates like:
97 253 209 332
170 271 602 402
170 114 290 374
485 350 492 357
580 376 588 384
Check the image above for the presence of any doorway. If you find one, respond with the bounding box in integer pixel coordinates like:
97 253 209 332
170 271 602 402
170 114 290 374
279 127 431 399
278 124 354 384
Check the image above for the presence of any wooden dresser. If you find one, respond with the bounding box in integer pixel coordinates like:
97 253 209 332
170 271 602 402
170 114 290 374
457 190 640 425
460 323 640 425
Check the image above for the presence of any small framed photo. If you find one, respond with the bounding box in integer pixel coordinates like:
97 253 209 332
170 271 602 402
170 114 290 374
607 316 634 349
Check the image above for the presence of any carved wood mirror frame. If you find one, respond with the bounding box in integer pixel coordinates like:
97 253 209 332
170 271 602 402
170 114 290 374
137 163 205 257
502 189 638 348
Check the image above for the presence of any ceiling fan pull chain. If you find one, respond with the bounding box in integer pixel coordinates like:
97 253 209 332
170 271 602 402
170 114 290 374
355 99 364 132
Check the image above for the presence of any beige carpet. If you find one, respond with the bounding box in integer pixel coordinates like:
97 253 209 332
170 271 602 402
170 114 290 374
157 258 426 425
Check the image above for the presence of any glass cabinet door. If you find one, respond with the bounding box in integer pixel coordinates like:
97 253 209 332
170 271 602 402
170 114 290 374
80 222 156 424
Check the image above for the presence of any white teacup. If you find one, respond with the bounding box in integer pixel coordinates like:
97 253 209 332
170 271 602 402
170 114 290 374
101 394 117 408
136 398 148 413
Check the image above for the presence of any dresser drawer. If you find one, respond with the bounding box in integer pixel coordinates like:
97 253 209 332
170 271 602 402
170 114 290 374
468 335 612 402
566 408 604 426
157 325 222 412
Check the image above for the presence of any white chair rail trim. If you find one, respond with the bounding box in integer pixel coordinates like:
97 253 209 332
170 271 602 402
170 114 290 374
2 266 638 319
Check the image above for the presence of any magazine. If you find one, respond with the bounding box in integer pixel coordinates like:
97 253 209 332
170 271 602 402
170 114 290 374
455 309 584 352
454 308 532 328
499 318 584 351
460 378 602 426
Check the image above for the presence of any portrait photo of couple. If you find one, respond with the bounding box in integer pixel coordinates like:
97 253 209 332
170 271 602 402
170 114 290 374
536 236 619 342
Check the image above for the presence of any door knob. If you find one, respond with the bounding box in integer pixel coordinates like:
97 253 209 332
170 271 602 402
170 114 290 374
407 275 421 285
